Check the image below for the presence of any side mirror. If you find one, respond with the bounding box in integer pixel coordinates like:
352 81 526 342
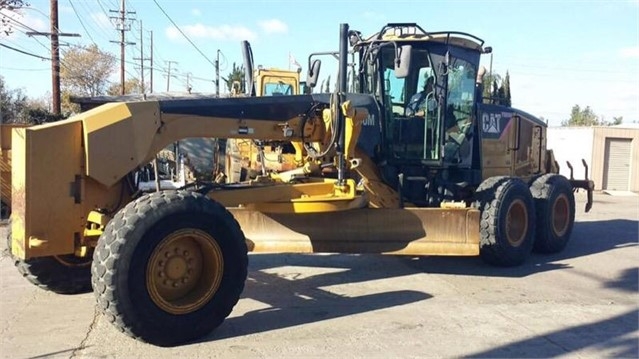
306 59 321 88
394 45 411 78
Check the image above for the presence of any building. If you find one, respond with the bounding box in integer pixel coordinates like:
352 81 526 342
547 124 639 192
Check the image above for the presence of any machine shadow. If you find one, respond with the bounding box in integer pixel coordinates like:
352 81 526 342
203 253 432 342
464 308 639 358
198 218 635 343
404 219 638 278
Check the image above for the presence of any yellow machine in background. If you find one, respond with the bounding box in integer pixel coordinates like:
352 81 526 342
224 66 303 181
224 41 306 182
7 23 594 347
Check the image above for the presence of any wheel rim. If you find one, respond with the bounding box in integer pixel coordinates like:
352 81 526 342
147 229 224 315
552 194 570 237
505 199 528 247
54 254 92 268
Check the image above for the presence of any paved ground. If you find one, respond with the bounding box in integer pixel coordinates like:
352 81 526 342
0 192 637 359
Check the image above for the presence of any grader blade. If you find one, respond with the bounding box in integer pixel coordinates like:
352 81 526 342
230 207 480 256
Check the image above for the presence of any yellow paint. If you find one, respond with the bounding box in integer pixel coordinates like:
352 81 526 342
231 207 480 256
254 68 300 97
11 121 83 259
210 178 360 213
146 229 224 315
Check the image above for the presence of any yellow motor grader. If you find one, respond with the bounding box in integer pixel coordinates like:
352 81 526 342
223 40 306 182
6 23 593 346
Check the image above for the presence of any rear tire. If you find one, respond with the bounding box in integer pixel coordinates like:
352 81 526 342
5 225 92 294
475 176 536 266
530 174 575 253
1 200 9 220
91 190 248 347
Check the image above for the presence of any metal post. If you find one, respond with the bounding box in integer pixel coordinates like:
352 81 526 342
119 0 125 95
165 60 177 92
489 53 493 82
50 0 60 115
215 49 220 96
109 3 134 95
149 31 153 93
139 20 144 93
336 23 349 186
166 61 172 92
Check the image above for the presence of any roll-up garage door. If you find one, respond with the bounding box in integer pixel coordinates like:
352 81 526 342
603 138 632 191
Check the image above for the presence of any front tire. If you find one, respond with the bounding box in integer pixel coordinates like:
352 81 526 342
530 174 575 253
476 177 536 266
91 190 248 347
5 225 92 294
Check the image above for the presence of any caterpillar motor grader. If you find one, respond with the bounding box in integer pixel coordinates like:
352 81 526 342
6 22 593 346
224 40 306 182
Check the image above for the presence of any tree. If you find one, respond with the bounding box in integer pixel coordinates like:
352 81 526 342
60 44 116 97
107 78 144 96
561 105 625 127
0 76 65 124
324 75 331 93
502 71 511 107
481 72 512 106
60 90 80 115
0 0 29 36
223 63 245 94
481 73 501 103
561 105 601 126
0 75 28 123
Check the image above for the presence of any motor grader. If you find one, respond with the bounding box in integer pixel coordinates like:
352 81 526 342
6 22 594 346
224 40 306 182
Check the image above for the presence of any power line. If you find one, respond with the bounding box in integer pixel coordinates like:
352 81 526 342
2 37 215 91
152 0 215 68
68 0 96 44
1 36 38 52
5 18 51 51
96 0 111 18
59 42 187 79
0 43 50 60
0 66 50 71
74 0 113 42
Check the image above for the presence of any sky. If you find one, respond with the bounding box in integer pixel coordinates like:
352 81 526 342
0 0 637 126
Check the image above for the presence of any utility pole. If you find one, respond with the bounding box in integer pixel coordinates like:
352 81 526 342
133 21 151 94
215 49 220 96
110 0 136 95
164 60 178 92
49 0 61 113
149 31 153 93
138 20 144 93
186 73 192 94
26 0 80 115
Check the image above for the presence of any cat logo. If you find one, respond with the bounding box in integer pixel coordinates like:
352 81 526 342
482 113 501 134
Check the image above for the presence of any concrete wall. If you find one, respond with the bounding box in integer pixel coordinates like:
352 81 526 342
591 127 639 191
546 127 594 181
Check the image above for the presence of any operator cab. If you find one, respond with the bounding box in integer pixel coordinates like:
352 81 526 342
353 24 484 169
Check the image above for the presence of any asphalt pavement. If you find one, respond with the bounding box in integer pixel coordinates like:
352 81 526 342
0 192 637 359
